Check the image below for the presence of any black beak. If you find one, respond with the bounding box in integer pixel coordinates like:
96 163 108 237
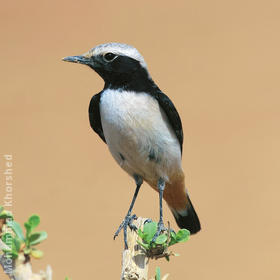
62 55 92 66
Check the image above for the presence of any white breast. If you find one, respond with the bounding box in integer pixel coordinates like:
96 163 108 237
99 89 182 183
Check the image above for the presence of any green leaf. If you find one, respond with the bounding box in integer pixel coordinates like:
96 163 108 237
13 237 21 252
24 222 32 240
151 242 157 249
7 221 25 241
136 240 150 250
0 210 13 220
28 215 40 230
3 249 18 259
2 233 20 259
155 266 161 280
11 250 18 259
175 229 190 243
24 248 31 254
155 234 167 245
142 222 157 242
168 231 177 246
2 233 13 247
30 248 43 259
137 229 145 239
29 231 47 245
0 206 4 213
165 255 170 262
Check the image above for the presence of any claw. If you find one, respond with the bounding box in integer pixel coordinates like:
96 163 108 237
144 218 153 224
113 214 138 249
152 221 167 243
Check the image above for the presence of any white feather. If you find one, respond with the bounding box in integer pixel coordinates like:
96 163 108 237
85 43 147 69
100 89 182 183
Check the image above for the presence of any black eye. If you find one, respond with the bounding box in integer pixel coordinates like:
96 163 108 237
103 53 117 62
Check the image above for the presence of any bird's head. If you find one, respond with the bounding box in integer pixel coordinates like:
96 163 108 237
63 43 151 89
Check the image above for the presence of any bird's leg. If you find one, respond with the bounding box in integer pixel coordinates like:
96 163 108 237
114 175 143 249
152 178 167 242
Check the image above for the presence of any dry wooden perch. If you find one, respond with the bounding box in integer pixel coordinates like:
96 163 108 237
120 217 169 280
0 240 52 280
121 217 150 280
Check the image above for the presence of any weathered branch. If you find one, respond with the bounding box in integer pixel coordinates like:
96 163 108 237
0 239 52 280
121 217 149 280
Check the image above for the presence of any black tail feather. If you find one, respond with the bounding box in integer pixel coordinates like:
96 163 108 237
172 195 201 234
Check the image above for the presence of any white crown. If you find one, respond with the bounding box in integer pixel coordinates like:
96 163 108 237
86 43 147 69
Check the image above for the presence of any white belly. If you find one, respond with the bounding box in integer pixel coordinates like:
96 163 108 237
99 89 182 183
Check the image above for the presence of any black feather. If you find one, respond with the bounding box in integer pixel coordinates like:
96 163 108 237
88 93 106 143
172 195 201 234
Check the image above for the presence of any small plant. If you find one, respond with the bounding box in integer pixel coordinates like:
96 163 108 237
155 266 161 280
0 206 47 260
154 266 169 280
137 221 190 260
0 206 13 220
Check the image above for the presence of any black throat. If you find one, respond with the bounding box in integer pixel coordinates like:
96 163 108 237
104 68 159 93
92 56 160 93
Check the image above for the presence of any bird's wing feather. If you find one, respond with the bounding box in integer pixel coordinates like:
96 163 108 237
88 93 106 143
154 91 183 154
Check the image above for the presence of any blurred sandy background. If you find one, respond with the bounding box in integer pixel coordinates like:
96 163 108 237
1 0 280 279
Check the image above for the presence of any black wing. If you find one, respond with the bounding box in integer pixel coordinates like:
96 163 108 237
88 93 106 143
154 91 183 154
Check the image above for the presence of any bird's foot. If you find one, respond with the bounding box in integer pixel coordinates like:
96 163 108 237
144 218 153 224
113 214 137 249
152 220 167 243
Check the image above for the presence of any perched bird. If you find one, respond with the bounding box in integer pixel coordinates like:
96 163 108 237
63 43 201 248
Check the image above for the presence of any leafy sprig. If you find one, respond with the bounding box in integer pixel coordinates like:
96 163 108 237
137 221 190 260
154 266 169 280
0 206 13 220
0 206 47 260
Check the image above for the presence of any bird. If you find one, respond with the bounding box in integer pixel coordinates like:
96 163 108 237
63 43 201 248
